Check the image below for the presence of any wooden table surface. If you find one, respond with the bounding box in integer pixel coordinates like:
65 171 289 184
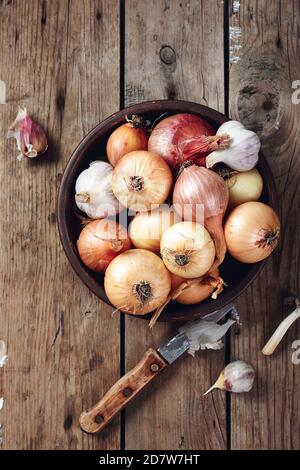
0 0 299 450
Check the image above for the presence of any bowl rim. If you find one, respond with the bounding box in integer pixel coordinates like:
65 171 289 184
57 99 278 322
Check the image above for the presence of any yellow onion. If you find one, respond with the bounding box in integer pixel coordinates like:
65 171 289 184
220 168 263 208
112 151 173 211
104 249 171 315
173 164 229 266
224 201 280 263
77 219 131 272
170 269 220 304
129 206 179 252
106 117 149 167
160 221 215 279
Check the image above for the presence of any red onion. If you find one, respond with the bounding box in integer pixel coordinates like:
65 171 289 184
173 164 229 266
148 113 230 169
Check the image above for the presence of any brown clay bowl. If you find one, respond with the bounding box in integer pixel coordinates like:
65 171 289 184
57 100 278 322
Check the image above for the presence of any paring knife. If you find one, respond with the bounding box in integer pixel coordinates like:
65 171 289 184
79 303 237 434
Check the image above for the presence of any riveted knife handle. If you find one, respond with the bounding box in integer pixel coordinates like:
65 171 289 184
79 348 167 434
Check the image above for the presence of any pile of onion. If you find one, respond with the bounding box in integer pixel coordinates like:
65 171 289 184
77 219 131 272
73 113 280 327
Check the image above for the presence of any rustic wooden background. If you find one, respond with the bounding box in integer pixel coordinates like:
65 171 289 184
0 0 299 450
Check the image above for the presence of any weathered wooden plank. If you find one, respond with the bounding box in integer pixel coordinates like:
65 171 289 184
0 0 120 450
228 0 300 449
124 0 227 450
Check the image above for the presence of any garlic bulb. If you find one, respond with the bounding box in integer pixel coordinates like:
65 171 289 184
204 360 255 395
75 161 121 219
206 121 261 171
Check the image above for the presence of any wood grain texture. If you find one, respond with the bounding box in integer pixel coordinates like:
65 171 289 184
0 0 120 450
124 0 227 450
80 349 167 434
228 0 300 449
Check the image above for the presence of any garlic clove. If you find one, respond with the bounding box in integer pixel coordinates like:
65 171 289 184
262 299 300 355
204 360 255 395
7 107 48 159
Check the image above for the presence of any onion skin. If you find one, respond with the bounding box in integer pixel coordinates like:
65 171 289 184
160 221 215 278
112 150 173 211
224 201 280 263
170 269 220 304
173 165 229 265
77 219 131 272
148 113 229 169
129 206 178 252
107 123 148 167
104 249 171 315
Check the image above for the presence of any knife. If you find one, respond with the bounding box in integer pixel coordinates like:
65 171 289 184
79 303 237 434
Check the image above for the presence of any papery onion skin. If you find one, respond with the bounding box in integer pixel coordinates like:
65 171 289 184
106 123 148 167
104 249 171 315
223 168 263 208
173 165 229 265
112 150 173 211
148 113 229 169
77 219 131 272
224 201 280 263
129 206 179 252
170 269 220 304
75 161 121 219
160 221 215 279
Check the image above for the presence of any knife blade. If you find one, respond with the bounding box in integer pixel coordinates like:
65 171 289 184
79 303 237 434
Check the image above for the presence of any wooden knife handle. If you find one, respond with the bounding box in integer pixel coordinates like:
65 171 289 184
79 348 167 434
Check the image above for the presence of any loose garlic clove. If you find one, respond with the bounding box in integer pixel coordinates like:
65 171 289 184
7 107 48 159
262 298 300 355
204 360 255 395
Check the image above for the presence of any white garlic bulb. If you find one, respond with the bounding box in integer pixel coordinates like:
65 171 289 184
75 161 121 219
204 360 255 395
206 121 261 171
